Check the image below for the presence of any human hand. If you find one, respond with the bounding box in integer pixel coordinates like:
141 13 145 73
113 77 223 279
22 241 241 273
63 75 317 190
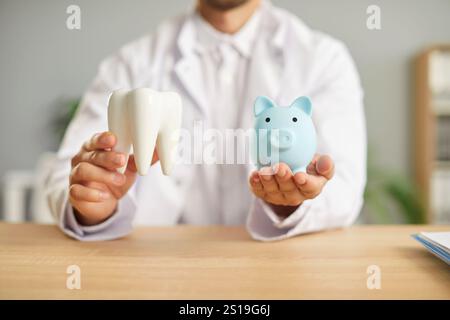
248 155 334 218
69 131 158 225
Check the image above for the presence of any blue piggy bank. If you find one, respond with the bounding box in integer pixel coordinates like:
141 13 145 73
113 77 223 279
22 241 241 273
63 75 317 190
252 96 317 173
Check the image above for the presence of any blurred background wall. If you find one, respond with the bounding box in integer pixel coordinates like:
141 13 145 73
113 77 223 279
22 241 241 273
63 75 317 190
1 0 450 222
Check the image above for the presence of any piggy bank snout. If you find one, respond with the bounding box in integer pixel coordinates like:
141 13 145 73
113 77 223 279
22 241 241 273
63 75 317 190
269 129 294 150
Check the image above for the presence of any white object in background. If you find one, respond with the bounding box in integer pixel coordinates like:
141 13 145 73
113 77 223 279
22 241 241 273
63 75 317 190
1 152 57 223
108 88 183 176
433 98 450 116
30 152 56 223
2 171 34 222
429 51 450 95
431 168 450 224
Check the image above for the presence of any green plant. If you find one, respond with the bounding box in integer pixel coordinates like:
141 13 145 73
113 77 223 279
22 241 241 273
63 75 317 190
53 98 80 143
364 149 426 224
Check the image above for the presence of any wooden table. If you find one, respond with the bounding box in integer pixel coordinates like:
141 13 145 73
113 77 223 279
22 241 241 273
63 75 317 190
0 223 449 299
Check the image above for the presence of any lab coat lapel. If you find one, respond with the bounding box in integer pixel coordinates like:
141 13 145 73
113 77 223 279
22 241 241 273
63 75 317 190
173 16 209 116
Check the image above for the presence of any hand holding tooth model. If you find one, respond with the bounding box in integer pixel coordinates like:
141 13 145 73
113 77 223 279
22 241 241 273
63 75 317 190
68 88 182 226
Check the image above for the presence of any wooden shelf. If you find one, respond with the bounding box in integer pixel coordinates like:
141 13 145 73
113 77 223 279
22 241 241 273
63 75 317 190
415 45 450 223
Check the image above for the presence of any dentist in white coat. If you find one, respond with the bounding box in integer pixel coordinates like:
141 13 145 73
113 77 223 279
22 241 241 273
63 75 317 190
46 0 366 241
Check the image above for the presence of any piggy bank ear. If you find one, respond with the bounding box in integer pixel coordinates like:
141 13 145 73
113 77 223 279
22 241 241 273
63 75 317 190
254 96 275 116
290 96 312 116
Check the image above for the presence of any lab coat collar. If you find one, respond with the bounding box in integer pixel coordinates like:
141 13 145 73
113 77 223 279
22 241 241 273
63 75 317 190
191 8 262 59
174 0 286 115
177 0 284 57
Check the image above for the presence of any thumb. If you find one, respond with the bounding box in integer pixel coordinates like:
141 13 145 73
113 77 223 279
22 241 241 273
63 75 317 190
315 155 334 180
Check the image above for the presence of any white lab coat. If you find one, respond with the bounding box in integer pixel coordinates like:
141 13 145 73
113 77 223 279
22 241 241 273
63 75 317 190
45 1 366 241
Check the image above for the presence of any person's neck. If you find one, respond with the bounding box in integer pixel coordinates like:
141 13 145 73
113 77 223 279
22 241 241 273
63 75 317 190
197 0 261 34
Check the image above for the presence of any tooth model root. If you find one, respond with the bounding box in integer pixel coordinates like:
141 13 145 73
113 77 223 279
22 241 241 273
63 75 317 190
107 88 182 176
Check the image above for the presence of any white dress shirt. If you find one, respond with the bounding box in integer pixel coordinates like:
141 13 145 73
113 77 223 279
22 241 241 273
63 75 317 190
181 10 262 224
45 0 367 241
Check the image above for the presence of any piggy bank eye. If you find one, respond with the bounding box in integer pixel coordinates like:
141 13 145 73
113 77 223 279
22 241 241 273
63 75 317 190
292 117 298 122
265 117 270 123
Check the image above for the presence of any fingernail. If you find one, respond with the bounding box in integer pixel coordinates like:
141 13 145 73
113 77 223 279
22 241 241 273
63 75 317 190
317 156 331 173
112 173 125 185
260 166 273 176
261 174 272 181
253 176 260 183
99 191 110 200
100 134 112 145
114 154 125 165
295 174 306 185
277 167 286 177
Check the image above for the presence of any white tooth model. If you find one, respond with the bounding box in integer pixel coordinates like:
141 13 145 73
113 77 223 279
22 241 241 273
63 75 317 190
107 88 182 176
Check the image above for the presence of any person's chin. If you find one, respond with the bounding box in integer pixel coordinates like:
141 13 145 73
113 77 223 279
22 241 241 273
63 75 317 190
202 0 250 11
